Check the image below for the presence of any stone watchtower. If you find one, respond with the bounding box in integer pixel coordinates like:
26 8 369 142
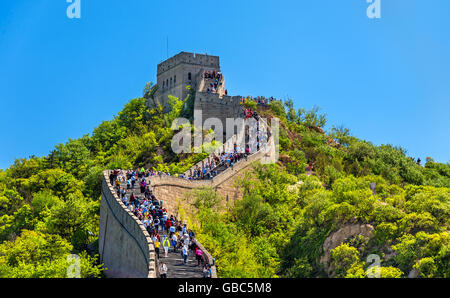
150 52 221 110
147 51 244 129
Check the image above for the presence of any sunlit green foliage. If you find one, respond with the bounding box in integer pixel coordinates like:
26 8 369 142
0 89 448 278
185 99 449 278
0 230 102 278
0 83 207 277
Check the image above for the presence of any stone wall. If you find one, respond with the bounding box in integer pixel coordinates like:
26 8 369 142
98 170 219 278
183 124 246 177
194 93 244 129
98 171 157 278
98 117 273 278
150 137 274 217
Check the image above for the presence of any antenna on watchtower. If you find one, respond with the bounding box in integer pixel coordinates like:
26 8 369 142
166 36 169 58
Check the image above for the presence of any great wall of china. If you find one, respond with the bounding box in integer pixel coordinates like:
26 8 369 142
98 51 277 278
98 124 275 278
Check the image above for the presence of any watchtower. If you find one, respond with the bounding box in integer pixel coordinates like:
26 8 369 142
151 52 221 110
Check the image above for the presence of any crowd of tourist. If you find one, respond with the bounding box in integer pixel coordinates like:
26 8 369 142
109 169 213 278
249 119 268 153
188 118 269 180
243 107 258 119
186 100 269 180
241 96 276 120
188 146 250 180
105 94 272 277
240 95 276 106
204 70 223 94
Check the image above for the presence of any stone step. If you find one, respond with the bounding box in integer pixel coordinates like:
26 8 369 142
158 248 204 278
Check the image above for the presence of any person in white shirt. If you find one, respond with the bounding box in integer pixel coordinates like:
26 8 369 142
182 245 188 265
143 218 150 228
159 262 168 278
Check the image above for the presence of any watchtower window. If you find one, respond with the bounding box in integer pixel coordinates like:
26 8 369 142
188 72 192 81
166 79 169 87
174 75 176 84
170 77 173 87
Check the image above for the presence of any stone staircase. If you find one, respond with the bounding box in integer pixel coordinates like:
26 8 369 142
156 240 205 278
121 182 206 278
197 69 225 95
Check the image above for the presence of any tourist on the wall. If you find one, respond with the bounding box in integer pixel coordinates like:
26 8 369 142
189 229 196 241
159 262 167 278
182 245 189 265
109 172 115 185
171 233 178 253
163 236 171 258
131 175 136 188
154 238 160 259
165 217 172 232
140 178 146 193
203 264 212 278
153 216 160 232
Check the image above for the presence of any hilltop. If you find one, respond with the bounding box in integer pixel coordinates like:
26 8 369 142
0 86 449 278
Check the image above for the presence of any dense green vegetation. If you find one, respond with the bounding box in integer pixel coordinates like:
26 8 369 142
0 85 448 278
183 99 450 278
0 84 206 277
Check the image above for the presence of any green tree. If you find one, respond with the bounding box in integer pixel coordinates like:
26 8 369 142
414 257 437 278
0 230 102 278
331 244 360 278
43 194 96 250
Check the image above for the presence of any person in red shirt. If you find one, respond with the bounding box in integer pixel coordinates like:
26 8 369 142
165 219 172 230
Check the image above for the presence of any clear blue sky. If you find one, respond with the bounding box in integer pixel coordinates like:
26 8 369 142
1 0 449 170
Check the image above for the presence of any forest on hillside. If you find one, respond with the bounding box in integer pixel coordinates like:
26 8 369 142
0 84 448 278
183 99 449 278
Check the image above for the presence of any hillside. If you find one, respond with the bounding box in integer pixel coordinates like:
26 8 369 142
0 87 449 278
188 101 450 278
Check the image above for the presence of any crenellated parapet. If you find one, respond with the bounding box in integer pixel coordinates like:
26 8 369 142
157 52 220 76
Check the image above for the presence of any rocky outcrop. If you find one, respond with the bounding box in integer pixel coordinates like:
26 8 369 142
320 223 374 276
408 268 420 278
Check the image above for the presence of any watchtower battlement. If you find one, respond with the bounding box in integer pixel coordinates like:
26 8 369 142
157 52 220 75
196 93 241 107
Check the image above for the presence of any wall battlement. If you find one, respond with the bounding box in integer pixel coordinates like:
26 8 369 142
157 52 220 75
98 171 157 278
196 92 241 106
